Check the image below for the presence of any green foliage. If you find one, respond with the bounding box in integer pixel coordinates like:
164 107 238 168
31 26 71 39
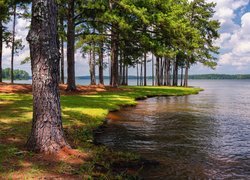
2 68 29 80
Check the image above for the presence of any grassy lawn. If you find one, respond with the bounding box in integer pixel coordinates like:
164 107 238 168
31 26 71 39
0 86 201 179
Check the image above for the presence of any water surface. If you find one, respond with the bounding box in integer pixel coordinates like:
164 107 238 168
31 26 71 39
95 80 250 179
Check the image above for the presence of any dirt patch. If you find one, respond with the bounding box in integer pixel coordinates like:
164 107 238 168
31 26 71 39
0 83 128 94
0 83 32 93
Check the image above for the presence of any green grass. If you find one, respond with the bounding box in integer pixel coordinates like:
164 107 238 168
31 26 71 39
0 86 201 178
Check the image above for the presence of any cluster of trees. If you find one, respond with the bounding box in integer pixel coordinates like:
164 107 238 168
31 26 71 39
0 0 220 153
0 0 220 88
2 67 29 79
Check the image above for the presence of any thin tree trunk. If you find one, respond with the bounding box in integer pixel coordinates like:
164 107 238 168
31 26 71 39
26 0 69 153
109 1 119 87
122 59 126 85
98 41 104 85
172 57 178 86
140 61 143 86
90 43 96 85
156 56 160 86
60 17 64 84
184 60 189 87
136 62 139 86
89 46 94 85
119 51 122 85
125 64 128 85
180 67 184 86
160 57 164 86
144 52 147 86
66 0 76 91
0 20 3 82
152 53 154 86
163 57 167 86
11 4 17 84
166 58 171 86
109 55 112 85
110 28 118 87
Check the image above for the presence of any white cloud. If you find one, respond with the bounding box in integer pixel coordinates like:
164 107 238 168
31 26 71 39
217 11 250 69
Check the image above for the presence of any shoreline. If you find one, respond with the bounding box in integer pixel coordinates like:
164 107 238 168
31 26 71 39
0 84 201 179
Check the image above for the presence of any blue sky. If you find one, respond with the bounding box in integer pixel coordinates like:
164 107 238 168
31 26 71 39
2 0 250 76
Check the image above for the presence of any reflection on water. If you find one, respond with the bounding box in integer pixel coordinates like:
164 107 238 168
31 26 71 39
95 80 250 179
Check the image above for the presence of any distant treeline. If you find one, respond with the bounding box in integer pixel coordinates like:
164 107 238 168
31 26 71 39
188 74 250 79
76 74 250 80
2 68 30 80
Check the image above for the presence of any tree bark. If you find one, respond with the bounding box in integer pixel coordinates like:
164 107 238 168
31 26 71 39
26 0 69 153
0 20 3 82
66 0 76 91
11 4 17 84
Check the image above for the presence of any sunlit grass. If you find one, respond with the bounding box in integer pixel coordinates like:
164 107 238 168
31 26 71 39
0 86 201 178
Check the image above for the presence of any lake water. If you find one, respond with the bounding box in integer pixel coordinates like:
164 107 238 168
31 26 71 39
94 80 250 179
4 78 139 85
3 79 154 86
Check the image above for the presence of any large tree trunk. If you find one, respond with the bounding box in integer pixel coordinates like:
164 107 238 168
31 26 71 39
0 20 3 82
98 41 104 85
10 4 17 84
60 17 64 84
66 0 76 91
26 0 69 153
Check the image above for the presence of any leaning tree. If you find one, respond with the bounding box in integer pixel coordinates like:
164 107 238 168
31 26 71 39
26 0 69 153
